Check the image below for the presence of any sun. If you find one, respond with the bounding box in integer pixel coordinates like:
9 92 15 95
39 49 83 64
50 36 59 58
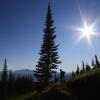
81 24 94 40
74 21 97 47
78 22 95 42
71 18 99 48
72 0 99 48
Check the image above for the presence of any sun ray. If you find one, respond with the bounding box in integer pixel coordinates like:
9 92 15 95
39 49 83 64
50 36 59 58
74 21 96 47
71 0 100 49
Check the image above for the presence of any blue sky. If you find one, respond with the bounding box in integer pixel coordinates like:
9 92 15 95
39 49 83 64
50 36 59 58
0 0 100 72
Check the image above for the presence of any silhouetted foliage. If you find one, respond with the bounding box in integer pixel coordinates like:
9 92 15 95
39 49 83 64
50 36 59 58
86 64 91 71
72 71 75 77
95 54 100 68
67 68 100 100
92 58 95 68
8 71 15 96
34 2 61 85
80 61 85 73
15 75 33 94
76 65 80 75
0 63 34 99
1 58 8 100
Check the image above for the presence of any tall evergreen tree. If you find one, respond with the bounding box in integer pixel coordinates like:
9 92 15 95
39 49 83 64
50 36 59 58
92 58 95 68
76 65 80 75
34 2 61 84
80 61 85 74
2 58 8 99
95 54 100 68
82 61 85 72
81 61 85 73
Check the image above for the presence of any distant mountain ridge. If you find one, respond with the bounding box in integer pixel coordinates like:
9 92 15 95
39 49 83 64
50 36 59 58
0 69 71 81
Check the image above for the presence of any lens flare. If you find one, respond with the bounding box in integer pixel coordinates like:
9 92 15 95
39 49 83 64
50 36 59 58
72 0 100 48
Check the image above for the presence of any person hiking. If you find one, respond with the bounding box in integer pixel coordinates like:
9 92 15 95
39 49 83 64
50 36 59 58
60 69 65 83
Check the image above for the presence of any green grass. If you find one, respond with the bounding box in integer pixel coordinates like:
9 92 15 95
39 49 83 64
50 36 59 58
66 68 100 82
65 68 100 100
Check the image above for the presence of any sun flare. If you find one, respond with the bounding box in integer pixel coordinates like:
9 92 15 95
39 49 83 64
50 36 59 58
72 0 100 48
78 22 95 41
81 24 94 39
73 21 97 48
